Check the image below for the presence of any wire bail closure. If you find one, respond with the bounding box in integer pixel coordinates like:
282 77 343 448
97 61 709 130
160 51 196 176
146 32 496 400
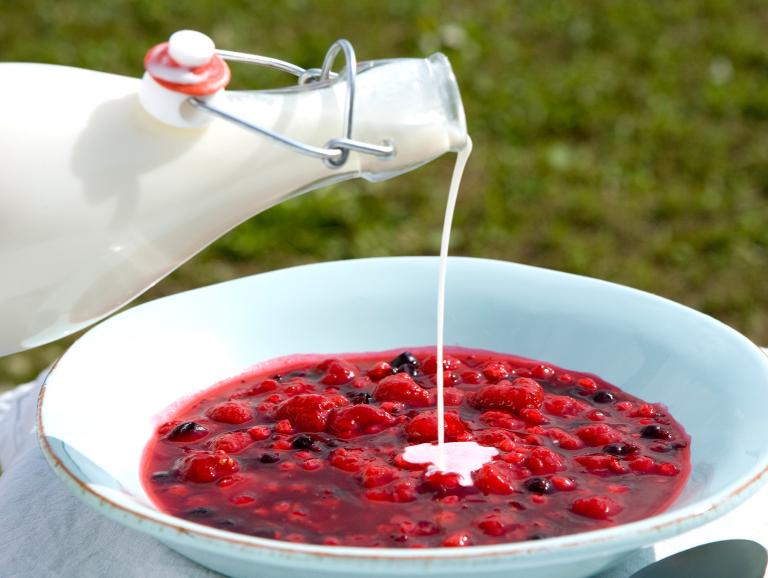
188 39 395 169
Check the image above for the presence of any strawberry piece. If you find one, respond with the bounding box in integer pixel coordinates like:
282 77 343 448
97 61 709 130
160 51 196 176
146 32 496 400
468 378 544 412
276 394 347 432
525 447 566 475
373 373 431 406
571 496 622 520
327 405 396 438
576 424 622 446
176 450 239 483
209 431 253 454
206 401 253 425
319 359 357 385
404 411 471 443
543 395 590 417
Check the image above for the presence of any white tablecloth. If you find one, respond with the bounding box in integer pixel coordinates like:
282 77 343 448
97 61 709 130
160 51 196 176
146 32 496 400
0 371 764 577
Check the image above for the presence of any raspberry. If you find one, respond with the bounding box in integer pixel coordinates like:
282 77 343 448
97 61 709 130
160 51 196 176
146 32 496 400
319 360 357 385
525 447 566 475
327 405 396 438
443 388 465 406
531 365 556 379
474 428 516 451
301 458 322 471
477 515 507 537
206 402 253 424
468 378 544 412
230 378 279 398
482 361 510 383
373 374 431 406
460 370 483 384
247 426 271 441
571 496 622 520
473 461 521 494
655 462 680 476
576 424 622 446
209 431 253 454
543 395 589 417
365 480 417 503
283 382 316 396
166 421 209 442
631 404 657 418
577 378 599 391
367 361 394 381
423 470 463 492
404 411 471 443
519 408 548 425
275 394 348 432
551 476 576 491
479 410 525 430
393 452 428 471
442 532 472 547
230 494 256 506
328 448 369 473
421 354 462 374
576 454 628 475
176 450 239 483
628 456 656 474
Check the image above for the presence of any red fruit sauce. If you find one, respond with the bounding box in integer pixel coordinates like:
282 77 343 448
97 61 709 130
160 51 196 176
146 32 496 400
142 347 690 548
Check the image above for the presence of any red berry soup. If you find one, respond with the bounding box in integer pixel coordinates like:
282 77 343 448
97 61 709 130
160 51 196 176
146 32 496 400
143 347 690 547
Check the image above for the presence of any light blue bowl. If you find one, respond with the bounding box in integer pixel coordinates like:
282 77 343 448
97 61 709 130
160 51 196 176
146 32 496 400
38 257 768 578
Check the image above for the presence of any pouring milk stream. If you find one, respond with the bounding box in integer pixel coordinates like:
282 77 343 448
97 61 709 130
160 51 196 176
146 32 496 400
0 30 493 481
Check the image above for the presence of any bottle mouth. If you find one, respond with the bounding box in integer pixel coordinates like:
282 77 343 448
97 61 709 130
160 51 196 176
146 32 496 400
426 53 468 151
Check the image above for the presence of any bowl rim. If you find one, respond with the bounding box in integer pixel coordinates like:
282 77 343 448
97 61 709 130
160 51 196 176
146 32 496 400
37 256 768 563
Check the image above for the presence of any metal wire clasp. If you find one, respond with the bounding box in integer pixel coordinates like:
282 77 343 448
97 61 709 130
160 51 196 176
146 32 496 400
188 39 395 169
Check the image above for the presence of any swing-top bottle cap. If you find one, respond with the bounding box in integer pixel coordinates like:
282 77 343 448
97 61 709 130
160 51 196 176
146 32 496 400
140 30 230 128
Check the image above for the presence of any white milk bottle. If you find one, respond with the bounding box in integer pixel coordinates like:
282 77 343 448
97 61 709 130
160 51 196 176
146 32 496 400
0 30 467 356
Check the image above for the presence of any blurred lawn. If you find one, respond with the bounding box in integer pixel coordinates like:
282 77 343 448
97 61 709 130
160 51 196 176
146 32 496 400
2 0 768 390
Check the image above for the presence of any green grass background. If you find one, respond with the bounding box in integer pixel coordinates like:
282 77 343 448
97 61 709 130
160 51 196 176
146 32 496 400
2 0 768 390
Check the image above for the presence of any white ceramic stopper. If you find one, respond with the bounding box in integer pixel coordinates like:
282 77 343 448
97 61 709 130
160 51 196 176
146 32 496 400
168 30 216 68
